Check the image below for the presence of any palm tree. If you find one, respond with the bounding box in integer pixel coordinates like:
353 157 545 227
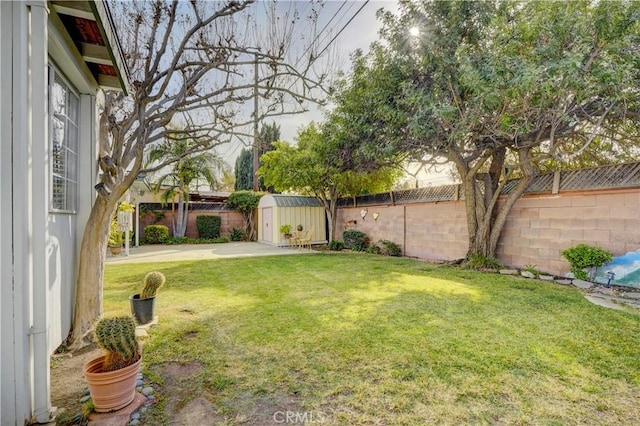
147 138 220 238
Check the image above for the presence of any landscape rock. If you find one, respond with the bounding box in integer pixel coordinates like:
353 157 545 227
572 279 594 289
539 275 554 281
142 387 154 396
521 271 536 279
584 295 625 311
499 269 518 275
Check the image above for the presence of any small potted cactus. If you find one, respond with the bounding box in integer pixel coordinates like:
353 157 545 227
130 271 165 325
83 316 142 412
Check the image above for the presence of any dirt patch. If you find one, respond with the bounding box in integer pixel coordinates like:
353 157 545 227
244 394 306 425
51 355 316 425
50 344 103 422
152 361 229 424
169 397 221 426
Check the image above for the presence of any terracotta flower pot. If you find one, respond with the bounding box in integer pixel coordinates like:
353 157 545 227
84 354 142 412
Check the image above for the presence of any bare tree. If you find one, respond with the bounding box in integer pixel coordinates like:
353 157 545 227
69 0 332 347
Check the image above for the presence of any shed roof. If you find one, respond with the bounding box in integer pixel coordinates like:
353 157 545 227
271 195 323 207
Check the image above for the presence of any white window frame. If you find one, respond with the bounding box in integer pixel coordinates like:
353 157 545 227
49 64 79 214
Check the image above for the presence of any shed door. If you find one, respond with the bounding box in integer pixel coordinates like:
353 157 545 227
262 207 273 243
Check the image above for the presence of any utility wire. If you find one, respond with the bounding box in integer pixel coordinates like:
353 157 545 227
314 0 370 60
294 0 350 68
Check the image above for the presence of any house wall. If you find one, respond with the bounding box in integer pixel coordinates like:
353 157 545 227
1 3 32 424
1 2 102 424
337 188 640 276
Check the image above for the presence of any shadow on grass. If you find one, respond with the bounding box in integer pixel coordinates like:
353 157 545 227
104 253 640 424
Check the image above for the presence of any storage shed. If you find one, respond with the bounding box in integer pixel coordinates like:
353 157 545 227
258 195 328 246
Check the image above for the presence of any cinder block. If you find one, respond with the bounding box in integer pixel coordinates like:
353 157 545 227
596 193 627 206
547 196 573 207
624 192 640 205
560 229 584 240
520 227 539 238
581 229 611 243
515 197 552 208
539 207 571 219
538 228 558 240
571 195 597 207
580 206 611 220
530 219 551 229
610 230 637 245
610 207 637 219
538 248 560 260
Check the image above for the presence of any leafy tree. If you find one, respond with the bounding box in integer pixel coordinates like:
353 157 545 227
234 149 254 190
258 122 281 155
148 136 220 238
235 122 282 190
259 123 400 240
218 164 236 192
337 0 640 259
226 191 262 240
70 0 334 346
257 122 281 191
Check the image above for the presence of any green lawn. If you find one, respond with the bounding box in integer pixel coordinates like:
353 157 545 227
104 253 640 425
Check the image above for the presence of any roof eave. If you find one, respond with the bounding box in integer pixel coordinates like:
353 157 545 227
89 0 131 94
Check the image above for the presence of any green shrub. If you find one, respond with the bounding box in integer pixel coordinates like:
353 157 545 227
561 244 613 281
165 237 230 245
196 215 221 239
230 228 245 241
144 225 169 244
365 245 381 254
328 240 345 251
464 253 501 270
378 240 402 256
343 230 369 252
279 224 292 235
108 219 124 246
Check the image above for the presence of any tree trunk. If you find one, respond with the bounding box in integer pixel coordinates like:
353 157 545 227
328 200 338 242
463 148 535 259
174 194 187 238
67 196 115 348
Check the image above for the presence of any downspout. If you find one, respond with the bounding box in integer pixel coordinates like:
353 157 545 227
27 0 52 422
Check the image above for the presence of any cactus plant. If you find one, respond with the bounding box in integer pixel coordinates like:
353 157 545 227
141 271 165 299
94 316 140 372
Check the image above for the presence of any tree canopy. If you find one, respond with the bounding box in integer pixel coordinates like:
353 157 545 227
333 0 640 258
148 136 220 237
259 123 400 240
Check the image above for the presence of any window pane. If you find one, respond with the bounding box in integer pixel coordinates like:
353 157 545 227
50 70 78 213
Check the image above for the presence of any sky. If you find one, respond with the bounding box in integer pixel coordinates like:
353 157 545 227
216 0 400 165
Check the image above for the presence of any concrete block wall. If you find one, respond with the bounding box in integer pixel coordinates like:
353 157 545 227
336 201 468 261
140 210 245 239
337 188 640 276
497 189 640 275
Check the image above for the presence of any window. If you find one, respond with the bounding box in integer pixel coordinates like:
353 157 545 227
50 68 79 212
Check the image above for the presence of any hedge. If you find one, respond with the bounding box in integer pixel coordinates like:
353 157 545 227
144 225 169 244
196 215 221 239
